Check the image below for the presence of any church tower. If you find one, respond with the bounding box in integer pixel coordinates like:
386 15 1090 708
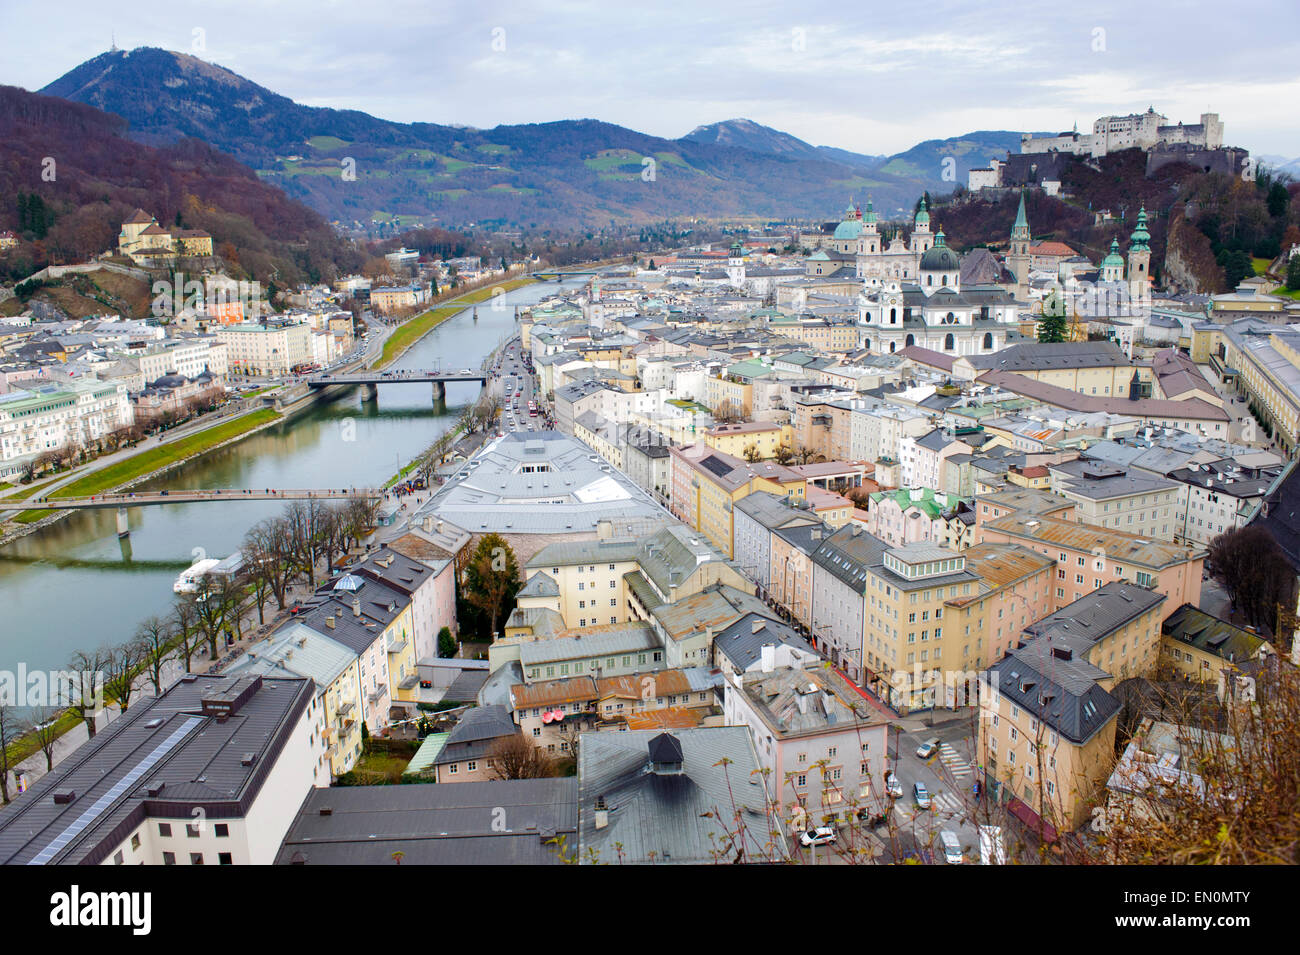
1008 191 1031 297
727 240 746 288
910 196 934 255
1100 238 1125 283
1127 205 1152 298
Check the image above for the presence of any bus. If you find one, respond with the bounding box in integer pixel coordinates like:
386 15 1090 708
528 400 538 417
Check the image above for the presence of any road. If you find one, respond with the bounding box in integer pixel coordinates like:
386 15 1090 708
487 335 552 434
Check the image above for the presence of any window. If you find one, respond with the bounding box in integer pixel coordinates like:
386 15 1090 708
114 850 124 865
191 853 204 865
158 823 172 838
532 727 541 737
797 774 807 787
449 763 459 774
186 824 200 838
131 833 141 850
215 824 228 838
828 747 837 758
218 853 233 866
163 852 176 865
468 760 478 772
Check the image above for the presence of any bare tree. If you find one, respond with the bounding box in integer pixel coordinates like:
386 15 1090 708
0 703 28 804
103 640 145 714
135 615 173 695
488 734 557 780
66 649 106 740
27 706 62 773
170 598 203 673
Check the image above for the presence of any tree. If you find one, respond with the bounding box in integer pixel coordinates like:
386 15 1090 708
438 625 457 658
65 648 109 739
461 533 521 639
0 703 27 804
488 734 557 780
27 706 62 773
103 640 144 714
1037 288 1068 343
742 443 761 463
1090 660 1300 864
773 444 795 465
1207 526 1297 633
171 598 202 673
135 615 173 696
1287 255 1300 292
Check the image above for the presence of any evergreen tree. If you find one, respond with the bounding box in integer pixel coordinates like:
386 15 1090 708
1287 255 1300 292
1037 289 1068 343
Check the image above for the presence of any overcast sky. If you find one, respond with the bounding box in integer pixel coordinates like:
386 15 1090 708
4 0 1299 157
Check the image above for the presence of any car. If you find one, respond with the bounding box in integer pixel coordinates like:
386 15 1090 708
913 782 932 810
916 737 940 759
799 826 836 848
418 680 433 689
886 773 903 799
940 830 964 864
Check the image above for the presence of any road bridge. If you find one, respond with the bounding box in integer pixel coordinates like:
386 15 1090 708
306 369 486 401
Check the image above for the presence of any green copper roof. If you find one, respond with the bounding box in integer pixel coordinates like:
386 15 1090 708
833 218 864 240
1129 206 1150 250
1013 191 1029 231
863 198 877 224
914 196 930 225
1101 237 1125 268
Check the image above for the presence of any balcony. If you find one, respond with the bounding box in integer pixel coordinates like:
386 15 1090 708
387 636 409 655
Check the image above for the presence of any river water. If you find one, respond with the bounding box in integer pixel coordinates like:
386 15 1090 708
0 279 579 674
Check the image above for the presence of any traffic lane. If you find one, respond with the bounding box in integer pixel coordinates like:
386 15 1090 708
890 722 982 860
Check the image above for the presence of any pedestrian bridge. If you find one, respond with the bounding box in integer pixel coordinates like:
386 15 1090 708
307 369 486 401
9 488 383 538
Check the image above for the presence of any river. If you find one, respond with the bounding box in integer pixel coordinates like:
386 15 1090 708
0 278 581 675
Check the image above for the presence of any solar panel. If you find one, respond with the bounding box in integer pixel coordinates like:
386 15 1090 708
27 716 203 865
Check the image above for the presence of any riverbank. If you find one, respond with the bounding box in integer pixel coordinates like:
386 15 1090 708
376 276 536 369
0 409 284 543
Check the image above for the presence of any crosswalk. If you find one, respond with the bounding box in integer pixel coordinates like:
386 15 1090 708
939 742 975 779
930 791 965 818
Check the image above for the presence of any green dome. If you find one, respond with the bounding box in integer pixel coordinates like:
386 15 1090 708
1101 238 1125 269
914 196 930 226
863 198 877 224
919 228 959 272
834 218 864 240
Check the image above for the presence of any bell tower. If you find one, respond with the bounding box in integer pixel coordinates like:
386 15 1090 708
1008 191 1031 297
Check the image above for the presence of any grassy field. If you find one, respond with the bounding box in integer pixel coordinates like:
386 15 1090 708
0 477 58 504
376 278 537 368
10 409 282 523
1253 257 1273 276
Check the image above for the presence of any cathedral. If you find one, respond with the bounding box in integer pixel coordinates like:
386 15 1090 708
849 198 1023 357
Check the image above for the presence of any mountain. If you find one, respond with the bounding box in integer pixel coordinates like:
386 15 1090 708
874 131 1038 189
39 48 1029 230
0 83 363 289
681 118 830 162
1257 154 1300 178
681 118 886 170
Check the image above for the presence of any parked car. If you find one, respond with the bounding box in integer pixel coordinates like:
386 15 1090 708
916 737 940 759
913 782 932 810
799 826 836 848
886 773 903 799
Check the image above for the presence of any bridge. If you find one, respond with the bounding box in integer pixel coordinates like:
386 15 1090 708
8 487 383 539
532 269 604 280
306 369 487 401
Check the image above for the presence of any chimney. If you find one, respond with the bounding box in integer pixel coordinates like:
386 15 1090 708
325 616 336 629
760 643 775 672
352 598 361 618
594 796 609 830
752 618 765 634
422 515 434 533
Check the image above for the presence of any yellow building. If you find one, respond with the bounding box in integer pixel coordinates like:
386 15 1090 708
1159 603 1275 683
703 420 793 460
704 374 753 419
978 582 1166 830
669 444 805 557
